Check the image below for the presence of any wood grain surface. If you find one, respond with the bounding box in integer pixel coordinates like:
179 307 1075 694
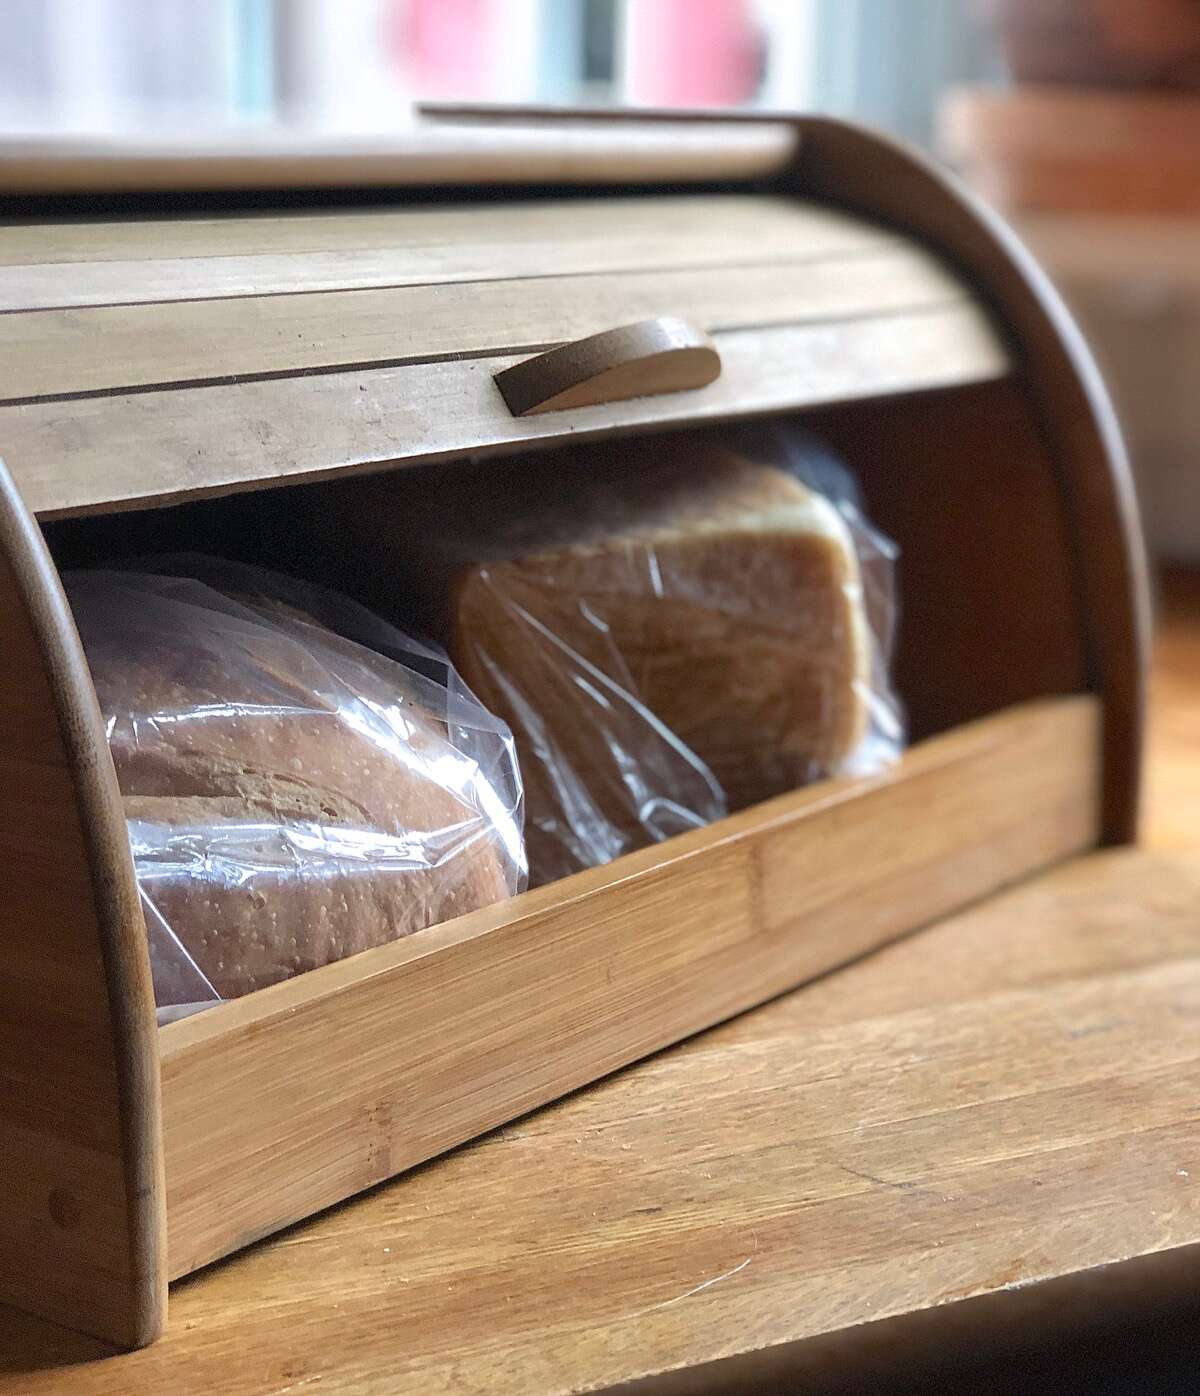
0 243 964 403
0 183 1008 525
0 463 163 1347
0 196 887 307
4 847 1198 1392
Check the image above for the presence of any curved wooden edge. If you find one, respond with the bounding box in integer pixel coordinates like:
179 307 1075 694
0 460 164 1348
494 319 721 416
785 116 1150 845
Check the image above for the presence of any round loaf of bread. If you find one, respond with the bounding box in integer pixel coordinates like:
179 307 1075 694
67 570 523 1006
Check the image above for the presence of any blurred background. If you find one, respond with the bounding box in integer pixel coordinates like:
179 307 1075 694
2 0 1198 565
0 1 1000 142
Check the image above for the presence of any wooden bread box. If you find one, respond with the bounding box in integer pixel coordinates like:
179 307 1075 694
0 108 1148 1351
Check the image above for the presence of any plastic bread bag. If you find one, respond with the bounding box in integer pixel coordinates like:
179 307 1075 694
308 430 904 888
63 562 525 1023
734 422 905 779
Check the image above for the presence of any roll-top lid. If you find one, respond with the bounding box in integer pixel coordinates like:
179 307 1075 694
0 114 1010 520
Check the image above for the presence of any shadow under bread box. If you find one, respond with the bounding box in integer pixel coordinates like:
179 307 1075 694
0 109 1147 1350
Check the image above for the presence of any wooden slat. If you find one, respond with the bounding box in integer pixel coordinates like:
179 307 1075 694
3 305 1011 519
0 244 964 402
0 118 798 195
0 193 822 266
0 223 890 315
159 696 1101 1280
0 197 889 303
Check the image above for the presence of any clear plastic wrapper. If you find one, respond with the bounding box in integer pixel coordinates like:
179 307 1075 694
318 427 898 882
323 429 904 887
737 422 905 779
64 562 525 1022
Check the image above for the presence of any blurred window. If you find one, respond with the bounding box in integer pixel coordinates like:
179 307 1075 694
0 0 1001 145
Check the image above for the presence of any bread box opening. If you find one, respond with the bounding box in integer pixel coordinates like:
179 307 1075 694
30 377 1110 1285
36 371 1092 1013
44 373 1088 780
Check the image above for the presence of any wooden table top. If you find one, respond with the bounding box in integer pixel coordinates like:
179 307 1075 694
4 573 1199 1395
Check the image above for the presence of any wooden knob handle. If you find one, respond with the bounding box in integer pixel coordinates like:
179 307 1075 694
494 317 722 417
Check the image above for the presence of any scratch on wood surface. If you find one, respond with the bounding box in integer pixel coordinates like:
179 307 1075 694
839 1163 906 1191
1066 1018 1122 1040
629 1255 754 1320
838 1163 953 1204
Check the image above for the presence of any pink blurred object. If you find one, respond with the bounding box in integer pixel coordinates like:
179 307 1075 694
389 0 492 102
625 0 762 108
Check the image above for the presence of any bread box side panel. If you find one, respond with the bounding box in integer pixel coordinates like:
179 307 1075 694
788 114 1149 844
0 461 164 1349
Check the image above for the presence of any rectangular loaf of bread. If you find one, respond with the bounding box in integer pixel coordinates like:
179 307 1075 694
319 435 875 886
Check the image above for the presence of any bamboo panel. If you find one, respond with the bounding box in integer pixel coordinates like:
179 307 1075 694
0 196 890 305
3 305 1011 519
159 696 1101 1279
0 245 963 402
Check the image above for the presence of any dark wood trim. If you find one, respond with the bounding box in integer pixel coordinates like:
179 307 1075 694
788 117 1149 844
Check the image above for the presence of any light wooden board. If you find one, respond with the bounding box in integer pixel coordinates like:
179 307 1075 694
0 118 797 195
0 245 964 403
3 306 1010 519
0 196 893 307
158 696 1101 1280
0 193 835 266
9 841 1200 1392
